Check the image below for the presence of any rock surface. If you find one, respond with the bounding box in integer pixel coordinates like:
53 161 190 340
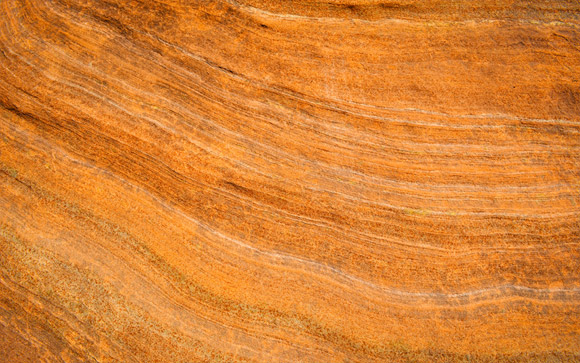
1 0 579 361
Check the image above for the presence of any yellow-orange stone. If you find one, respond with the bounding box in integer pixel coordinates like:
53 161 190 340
0 0 579 361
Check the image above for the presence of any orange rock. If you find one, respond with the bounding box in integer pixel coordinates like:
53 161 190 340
0 0 579 361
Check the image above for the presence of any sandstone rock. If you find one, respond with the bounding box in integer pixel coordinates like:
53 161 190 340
0 0 579 361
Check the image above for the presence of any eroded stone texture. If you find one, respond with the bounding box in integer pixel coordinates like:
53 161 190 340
0 0 579 361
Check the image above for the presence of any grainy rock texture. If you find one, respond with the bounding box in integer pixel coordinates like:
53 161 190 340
0 0 579 362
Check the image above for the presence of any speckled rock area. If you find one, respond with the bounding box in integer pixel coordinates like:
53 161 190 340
1 0 579 362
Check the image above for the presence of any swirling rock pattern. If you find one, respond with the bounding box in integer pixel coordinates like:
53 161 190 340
1 0 579 361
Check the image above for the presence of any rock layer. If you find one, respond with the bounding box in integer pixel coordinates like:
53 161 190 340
1 0 579 361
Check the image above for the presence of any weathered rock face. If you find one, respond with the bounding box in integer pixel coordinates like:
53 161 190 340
0 0 579 361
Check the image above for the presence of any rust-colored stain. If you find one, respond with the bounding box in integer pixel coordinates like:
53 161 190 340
1 0 579 361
